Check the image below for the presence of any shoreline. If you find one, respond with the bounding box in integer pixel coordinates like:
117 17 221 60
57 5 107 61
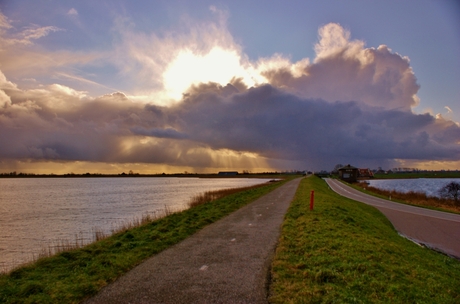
0 173 290 179
0 178 290 303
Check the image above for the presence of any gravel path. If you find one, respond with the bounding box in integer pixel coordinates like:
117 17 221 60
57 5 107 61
84 178 302 304
325 178 460 259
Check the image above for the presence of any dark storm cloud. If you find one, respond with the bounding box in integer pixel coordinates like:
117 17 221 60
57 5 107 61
130 127 189 139
171 85 459 168
1 74 459 170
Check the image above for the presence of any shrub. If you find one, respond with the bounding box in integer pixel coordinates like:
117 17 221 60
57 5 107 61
438 181 460 203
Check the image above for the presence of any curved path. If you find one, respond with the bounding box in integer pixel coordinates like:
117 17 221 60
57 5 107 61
85 178 302 304
325 178 460 259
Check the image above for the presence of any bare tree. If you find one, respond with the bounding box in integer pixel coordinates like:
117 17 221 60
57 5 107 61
332 164 343 173
438 181 460 203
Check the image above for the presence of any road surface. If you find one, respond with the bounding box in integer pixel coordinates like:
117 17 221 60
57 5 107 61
325 178 460 259
85 178 302 304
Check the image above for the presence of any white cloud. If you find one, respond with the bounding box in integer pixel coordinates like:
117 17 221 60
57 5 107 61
67 8 78 16
20 25 61 43
0 11 12 29
114 20 420 116
259 23 420 112
315 23 352 59
0 22 61 47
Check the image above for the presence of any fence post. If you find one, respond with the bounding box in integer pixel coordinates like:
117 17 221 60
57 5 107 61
310 190 314 210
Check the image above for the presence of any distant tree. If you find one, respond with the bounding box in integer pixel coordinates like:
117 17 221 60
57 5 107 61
332 164 343 173
438 181 460 203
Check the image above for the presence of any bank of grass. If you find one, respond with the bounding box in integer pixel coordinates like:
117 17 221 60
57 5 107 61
269 176 460 303
351 181 460 214
0 178 290 304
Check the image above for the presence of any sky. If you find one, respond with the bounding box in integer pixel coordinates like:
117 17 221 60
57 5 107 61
0 0 459 174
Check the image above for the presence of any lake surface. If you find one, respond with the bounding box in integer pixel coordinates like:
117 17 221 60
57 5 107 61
367 178 460 198
0 177 271 272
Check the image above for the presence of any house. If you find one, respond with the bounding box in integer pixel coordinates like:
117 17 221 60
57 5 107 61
338 165 359 182
358 168 374 179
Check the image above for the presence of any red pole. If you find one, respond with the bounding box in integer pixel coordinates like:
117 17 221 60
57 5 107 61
310 190 314 210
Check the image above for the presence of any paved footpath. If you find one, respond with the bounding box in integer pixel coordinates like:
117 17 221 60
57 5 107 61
85 178 302 304
325 178 460 259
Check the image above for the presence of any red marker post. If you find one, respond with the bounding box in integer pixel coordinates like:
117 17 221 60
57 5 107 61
310 190 314 210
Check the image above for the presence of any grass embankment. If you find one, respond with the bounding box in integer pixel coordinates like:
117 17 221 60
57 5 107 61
352 182 460 214
269 176 460 303
0 178 290 304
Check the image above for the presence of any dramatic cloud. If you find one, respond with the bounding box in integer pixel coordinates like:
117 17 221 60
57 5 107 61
111 7 262 105
1 71 459 172
0 17 459 173
259 23 420 111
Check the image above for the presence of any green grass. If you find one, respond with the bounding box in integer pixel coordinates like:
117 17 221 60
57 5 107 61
0 178 290 304
269 176 460 303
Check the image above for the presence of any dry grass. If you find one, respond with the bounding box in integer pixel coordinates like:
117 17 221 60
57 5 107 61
354 182 460 213
187 181 277 208
3 208 186 273
109 206 185 235
32 208 185 262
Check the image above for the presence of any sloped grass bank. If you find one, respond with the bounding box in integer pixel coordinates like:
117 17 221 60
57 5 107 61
269 176 460 303
0 179 289 304
352 181 460 214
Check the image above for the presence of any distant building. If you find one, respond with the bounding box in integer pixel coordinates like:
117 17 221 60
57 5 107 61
338 165 359 182
358 168 374 179
218 171 239 176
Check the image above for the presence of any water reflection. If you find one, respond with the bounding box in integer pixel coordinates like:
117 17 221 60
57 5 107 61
367 178 460 198
0 177 269 272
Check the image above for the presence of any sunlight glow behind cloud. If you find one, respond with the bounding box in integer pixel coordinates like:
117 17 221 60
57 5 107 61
163 47 255 100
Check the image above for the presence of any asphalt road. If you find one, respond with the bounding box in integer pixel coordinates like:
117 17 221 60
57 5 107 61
325 178 460 259
84 178 302 304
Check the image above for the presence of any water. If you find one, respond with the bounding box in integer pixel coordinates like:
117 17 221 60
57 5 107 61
0 177 271 272
367 178 460 198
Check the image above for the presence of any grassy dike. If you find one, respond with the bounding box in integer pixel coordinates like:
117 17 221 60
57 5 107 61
269 176 460 303
0 178 290 304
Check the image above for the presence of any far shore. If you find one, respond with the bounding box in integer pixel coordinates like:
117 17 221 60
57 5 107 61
0 172 292 178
